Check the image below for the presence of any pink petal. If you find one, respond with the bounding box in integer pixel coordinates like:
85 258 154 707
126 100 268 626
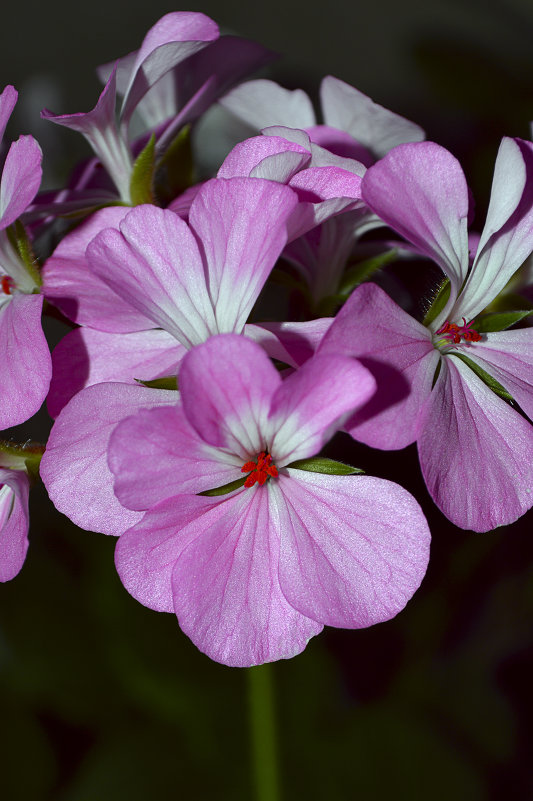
0 136 42 230
268 354 377 465
320 75 425 158
0 294 51 429
121 12 219 123
418 355 533 531
0 86 17 144
188 178 298 332
361 142 469 297
171 487 323 666
217 135 311 182
40 382 177 535
275 471 430 627
179 334 281 458
42 205 153 332
306 124 373 164
109 404 242 511
319 283 438 449
244 318 333 367
47 327 185 418
220 79 316 131
0 469 30 583
87 204 217 346
288 166 362 201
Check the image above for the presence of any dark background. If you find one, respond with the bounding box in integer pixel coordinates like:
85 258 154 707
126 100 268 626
1 1 533 799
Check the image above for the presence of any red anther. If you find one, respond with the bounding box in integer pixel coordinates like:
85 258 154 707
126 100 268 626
436 318 481 345
241 452 278 488
1 275 14 295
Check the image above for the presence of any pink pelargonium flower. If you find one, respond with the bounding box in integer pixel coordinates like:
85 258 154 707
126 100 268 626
107 334 430 666
0 85 51 429
319 138 533 532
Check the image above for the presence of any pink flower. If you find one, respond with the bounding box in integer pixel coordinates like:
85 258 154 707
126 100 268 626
319 138 533 531
106 334 430 666
0 85 51 429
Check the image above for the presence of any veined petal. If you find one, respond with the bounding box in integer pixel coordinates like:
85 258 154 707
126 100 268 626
0 294 51 429
121 12 219 124
418 355 533 531
217 135 311 182
188 178 298 332
179 334 281 458
0 469 30 583
361 142 469 296
459 329 533 422
40 382 177 535
320 76 425 158
244 318 333 367
268 354 376 465
109 404 242 511
457 138 533 320
220 79 316 131
87 204 217 347
0 136 42 230
274 471 430 627
0 86 17 145
172 487 322 666
41 205 153 332
319 283 437 449
47 327 185 418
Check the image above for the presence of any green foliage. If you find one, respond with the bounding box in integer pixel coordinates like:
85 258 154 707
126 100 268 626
134 376 178 391
129 134 156 206
422 278 451 327
474 309 533 332
287 456 364 475
199 476 247 496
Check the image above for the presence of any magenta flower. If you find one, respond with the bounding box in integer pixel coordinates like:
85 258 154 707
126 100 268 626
319 138 533 531
0 85 51 429
106 334 430 666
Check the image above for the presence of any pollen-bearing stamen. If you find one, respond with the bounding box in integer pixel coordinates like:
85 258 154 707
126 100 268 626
241 451 278 488
435 317 481 345
1 275 14 295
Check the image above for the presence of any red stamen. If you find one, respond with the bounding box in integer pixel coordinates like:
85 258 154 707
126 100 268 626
435 317 481 345
241 452 278 488
1 275 14 295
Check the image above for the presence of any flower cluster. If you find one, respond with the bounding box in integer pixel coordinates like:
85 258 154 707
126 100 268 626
2 11 532 666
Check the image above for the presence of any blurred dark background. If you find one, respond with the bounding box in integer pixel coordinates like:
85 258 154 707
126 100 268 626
1 1 533 798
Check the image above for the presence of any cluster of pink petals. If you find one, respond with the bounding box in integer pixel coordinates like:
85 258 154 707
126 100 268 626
319 138 533 532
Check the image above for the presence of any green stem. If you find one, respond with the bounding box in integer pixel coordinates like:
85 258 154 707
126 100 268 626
247 663 280 801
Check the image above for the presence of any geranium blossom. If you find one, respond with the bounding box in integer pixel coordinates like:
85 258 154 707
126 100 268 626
319 138 533 531
106 334 430 666
0 85 51 429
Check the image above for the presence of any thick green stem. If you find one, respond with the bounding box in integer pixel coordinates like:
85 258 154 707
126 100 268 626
247 663 280 801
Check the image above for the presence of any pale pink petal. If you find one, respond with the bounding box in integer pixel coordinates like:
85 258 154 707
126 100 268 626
320 75 425 158
0 136 42 230
48 327 185 418
109 404 242 511
319 283 438 449
42 205 153 332
268 354 377 465
306 124 373 164
0 86 17 144
0 294 51 429
179 334 281 458
188 178 298 332
115 493 231 613
121 12 219 123
87 204 217 346
217 135 311 182
244 319 333 367
288 166 362 201
361 142 469 296
220 79 316 131
40 382 176 535
172 487 323 666
418 355 533 531
457 138 533 320
0 469 30 582
274 471 430 627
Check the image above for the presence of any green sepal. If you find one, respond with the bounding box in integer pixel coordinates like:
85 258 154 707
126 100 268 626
452 353 513 401
134 376 178 391
473 309 533 333
199 476 247 496
0 439 45 481
287 456 364 475
129 134 156 206
155 125 195 205
6 220 42 287
422 278 451 327
317 249 399 316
